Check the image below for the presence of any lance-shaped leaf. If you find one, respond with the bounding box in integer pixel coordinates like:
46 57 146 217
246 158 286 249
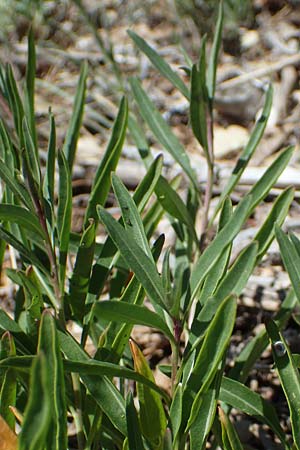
254 187 294 259
190 38 208 154
23 116 40 188
93 301 175 344
0 226 46 273
69 219 96 321
155 175 198 244
0 332 16 430
247 146 293 212
193 241 258 338
207 2 223 101
266 320 300 449
190 360 224 450
220 376 288 448
0 356 169 403
5 64 25 146
228 288 297 384
58 330 127 435
112 173 152 258
184 296 237 429
37 311 67 450
85 96 128 224
169 383 182 445
97 205 166 310
0 204 45 239
43 112 56 213
130 77 197 190
89 154 163 296
63 61 88 171
0 159 34 210
212 85 273 220
18 353 51 450
128 30 189 99
57 150 72 285
130 340 167 449
24 27 37 150
190 195 251 301
126 392 145 450
275 225 300 304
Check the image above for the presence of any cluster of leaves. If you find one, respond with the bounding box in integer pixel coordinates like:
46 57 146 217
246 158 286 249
0 5 299 450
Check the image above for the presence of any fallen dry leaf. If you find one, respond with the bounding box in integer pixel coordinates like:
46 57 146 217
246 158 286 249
0 415 17 450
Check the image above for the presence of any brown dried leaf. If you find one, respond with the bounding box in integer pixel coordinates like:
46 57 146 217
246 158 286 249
0 415 17 450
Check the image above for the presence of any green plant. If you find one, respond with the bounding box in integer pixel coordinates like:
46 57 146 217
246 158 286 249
0 6 298 450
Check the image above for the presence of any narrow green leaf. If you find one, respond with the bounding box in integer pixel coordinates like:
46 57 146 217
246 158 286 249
130 77 197 189
128 30 189 99
18 353 51 450
88 153 162 296
0 332 16 430
57 150 72 284
255 187 294 259
207 2 223 100
130 340 167 449
189 242 257 354
5 64 25 146
212 85 273 219
290 233 300 258
190 195 252 301
247 146 293 211
58 330 127 435
266 320 300 449
220 377 288 448
126 392 145 450
134 153 163 212
190 383 219 450
275 225 300 304
85 96 128 224
43 111 56 207
97 206 166 310
37 311 67 449
229 288 297 384
0 225 46 272
0 204 45 238
69 219 96 320
0 355 169 403
93 301 174 344
112 173 152 258
169 383 182 444
0 159 34 210
24 27 37 151
218 197 233 230
198 245 231 306
0 310 35 355
190 41 208 153
23 117 41 185
63 61 88 171
207 241 257 306
155 175 198 244
184 296 237 429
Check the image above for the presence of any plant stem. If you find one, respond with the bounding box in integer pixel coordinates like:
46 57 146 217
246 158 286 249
171 341 179 396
